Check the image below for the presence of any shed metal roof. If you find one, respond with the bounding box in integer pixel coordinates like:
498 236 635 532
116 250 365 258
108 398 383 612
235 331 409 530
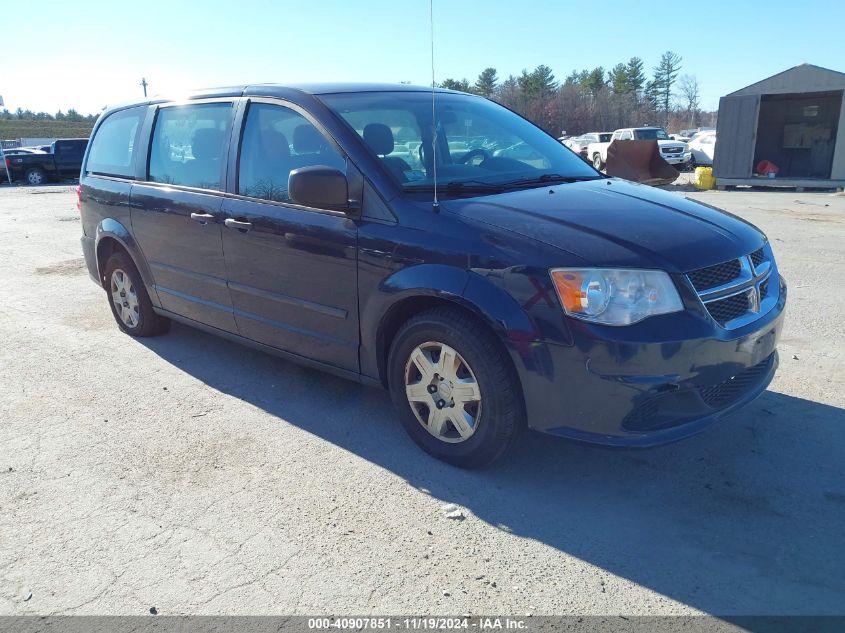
727 64 845 97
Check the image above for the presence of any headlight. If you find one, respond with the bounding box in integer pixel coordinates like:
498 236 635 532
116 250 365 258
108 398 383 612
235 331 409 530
549 268 683 326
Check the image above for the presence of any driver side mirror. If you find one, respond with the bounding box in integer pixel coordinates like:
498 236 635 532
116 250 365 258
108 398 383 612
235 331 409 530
288 165 349 210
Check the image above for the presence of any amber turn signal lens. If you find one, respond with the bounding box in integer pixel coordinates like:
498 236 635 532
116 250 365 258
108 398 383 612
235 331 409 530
550 270 585 313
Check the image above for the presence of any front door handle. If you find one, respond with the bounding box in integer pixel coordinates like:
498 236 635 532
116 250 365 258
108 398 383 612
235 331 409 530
190 212 215 225
224 218 253 231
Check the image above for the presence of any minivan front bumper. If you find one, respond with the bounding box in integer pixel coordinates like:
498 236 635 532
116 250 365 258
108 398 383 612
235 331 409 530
510 276 786 446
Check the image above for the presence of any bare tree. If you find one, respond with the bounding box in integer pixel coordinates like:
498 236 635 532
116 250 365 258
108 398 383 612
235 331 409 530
677 74 701 127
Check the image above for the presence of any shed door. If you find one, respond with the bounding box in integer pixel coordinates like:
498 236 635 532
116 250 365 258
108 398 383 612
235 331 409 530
714 95 759 178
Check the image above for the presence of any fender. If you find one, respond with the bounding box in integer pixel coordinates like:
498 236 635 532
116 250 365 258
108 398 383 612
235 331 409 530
361 263 547 385
462 271 540 342
360 264 468 382
94 218 160 307
463 270 556 384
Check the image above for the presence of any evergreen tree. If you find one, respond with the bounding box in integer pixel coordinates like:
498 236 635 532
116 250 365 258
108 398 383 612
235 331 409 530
474 68 499 98
652 51 682 123
439 78 471 92
608 64 629 94
626 57 646 94
582 67 606 96
531 65 558 95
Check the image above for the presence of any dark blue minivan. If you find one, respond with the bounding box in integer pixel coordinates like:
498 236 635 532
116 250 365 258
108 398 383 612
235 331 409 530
78 84 786 467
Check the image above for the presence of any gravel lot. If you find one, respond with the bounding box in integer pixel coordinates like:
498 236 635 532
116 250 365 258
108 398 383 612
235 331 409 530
0 183 843 616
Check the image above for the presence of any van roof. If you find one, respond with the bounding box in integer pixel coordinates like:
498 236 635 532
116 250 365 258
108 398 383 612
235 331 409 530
103 82 460 113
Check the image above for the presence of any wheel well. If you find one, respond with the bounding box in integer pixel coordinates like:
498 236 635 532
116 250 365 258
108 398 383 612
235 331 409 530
95 237 129 287
376 295 505 388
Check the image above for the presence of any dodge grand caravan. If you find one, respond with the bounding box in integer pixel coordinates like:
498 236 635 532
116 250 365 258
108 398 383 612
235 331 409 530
79 84 786 467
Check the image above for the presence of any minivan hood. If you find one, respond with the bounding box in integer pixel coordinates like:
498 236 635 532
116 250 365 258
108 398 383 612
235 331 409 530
443 178 764 272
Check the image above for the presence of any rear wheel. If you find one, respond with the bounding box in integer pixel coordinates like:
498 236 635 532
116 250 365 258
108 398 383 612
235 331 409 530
25 168 45 186
104 251 170 337
592 153 604 171
388 307 524 468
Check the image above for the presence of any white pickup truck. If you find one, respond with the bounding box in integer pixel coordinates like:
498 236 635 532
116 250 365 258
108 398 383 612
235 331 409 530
587 127 690 170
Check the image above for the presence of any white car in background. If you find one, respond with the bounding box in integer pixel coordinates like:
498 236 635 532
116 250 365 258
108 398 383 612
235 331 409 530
588 127 690 170
687 130 716 167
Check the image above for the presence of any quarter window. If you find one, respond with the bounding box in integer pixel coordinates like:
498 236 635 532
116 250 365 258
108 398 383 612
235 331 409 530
238 103 346 203
86 107 145 178
148 103 232 190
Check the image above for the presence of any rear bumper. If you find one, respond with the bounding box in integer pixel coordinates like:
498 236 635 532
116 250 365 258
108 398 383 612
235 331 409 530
509 276 787 446
81 235 100 285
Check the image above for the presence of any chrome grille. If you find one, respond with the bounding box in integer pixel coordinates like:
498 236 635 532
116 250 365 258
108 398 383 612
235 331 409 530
686 245 778 330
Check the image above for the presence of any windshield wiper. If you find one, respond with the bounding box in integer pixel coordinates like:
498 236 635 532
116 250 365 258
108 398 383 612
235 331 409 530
404 180 506 193
403 174 599 194
497 174 601 189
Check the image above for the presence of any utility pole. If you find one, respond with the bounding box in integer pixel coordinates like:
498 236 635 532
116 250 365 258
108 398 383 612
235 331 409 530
140 78 148 97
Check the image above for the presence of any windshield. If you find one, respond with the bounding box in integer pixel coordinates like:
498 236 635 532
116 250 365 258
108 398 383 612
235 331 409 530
633 128 670 141
321 91 599 193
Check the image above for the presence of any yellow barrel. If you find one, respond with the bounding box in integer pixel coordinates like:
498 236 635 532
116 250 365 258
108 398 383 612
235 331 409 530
693 166 715 190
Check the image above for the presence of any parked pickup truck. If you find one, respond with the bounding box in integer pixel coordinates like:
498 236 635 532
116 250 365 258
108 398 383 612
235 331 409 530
587 127 690 170
4 138 89 185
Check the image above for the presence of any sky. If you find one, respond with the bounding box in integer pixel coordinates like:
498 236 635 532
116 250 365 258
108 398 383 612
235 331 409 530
2 0 843 116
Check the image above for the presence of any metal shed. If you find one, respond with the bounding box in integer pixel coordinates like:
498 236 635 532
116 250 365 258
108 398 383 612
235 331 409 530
714 64 845 190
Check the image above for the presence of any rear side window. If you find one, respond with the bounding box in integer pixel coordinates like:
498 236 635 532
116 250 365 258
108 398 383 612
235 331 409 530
57 142 84 158
149 103 232 191
238 103 345 203
86 107 145 178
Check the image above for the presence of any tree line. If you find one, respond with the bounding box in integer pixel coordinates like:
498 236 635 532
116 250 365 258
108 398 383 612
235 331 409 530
1 108 98 122
439 51 715 136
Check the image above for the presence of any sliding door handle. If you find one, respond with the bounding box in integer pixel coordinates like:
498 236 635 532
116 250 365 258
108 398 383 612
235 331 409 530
224 218 253 231
190 212 215 225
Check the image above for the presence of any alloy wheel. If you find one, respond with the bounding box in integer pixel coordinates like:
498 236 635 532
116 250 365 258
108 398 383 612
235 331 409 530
404 341 482 443
110 269 140 328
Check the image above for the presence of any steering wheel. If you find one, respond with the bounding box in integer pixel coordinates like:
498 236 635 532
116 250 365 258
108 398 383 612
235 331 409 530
458 148 491 165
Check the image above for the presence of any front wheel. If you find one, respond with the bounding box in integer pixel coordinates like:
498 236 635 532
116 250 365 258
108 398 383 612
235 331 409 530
592 153 605 171
25 168 46 185
388 307 524 468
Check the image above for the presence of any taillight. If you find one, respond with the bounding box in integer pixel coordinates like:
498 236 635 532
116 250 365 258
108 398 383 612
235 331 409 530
76 185 82 211
4 158 9 168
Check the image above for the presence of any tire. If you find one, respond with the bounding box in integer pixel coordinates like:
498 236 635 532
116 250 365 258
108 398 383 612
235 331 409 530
387 307 524 468
592 153 604 171
686 156 697 172
25 168 45 186
103 251 170 337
